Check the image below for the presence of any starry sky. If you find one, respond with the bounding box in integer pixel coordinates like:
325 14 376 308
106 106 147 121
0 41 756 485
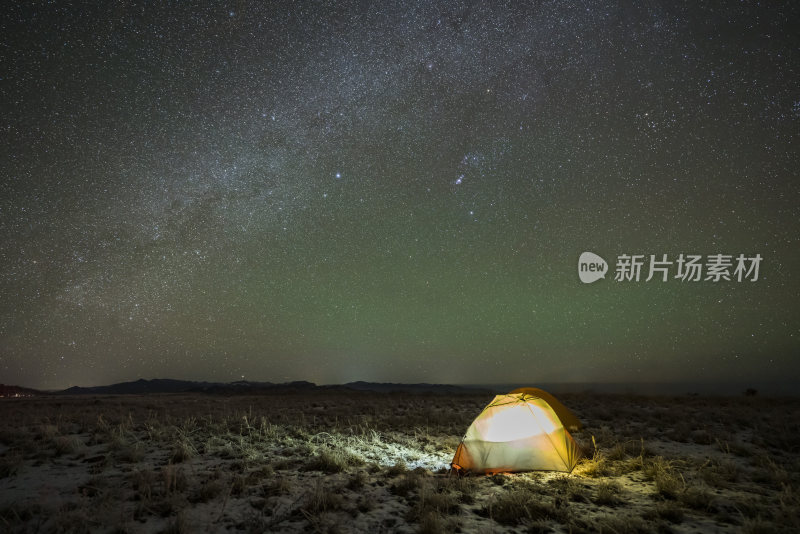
1 1 798 390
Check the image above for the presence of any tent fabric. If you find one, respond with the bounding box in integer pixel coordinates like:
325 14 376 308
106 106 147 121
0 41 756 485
508 387 583 431
451 393 581 474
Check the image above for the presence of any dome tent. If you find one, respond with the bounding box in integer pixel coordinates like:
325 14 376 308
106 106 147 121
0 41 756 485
451 392 581 474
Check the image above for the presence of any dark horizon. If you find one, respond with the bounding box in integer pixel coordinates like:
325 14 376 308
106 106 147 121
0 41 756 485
5 376 797 398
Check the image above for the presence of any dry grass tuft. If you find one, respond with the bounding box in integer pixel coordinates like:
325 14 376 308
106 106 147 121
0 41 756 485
347 470 368 490
644 501 685 523
302 479 345 515
386 459 408 477
678 486 715 511
391 472 424 497
643 456 684 499
53 435 83 456
484 486 564 526
162 464 188 495
263 476 292 497
594 480 622 506
131 468 157 501
170 439 197 463
305 446 363 474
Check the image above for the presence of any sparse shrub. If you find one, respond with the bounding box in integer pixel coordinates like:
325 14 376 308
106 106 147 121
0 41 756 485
53 435 83 456
606 439 647 461
230 474 246 496
347 470 368 490
484 487 562 526
408 481 460 521
643 456 684 499
412 466 432 477
773 483 800 528
180 417 198 435
750 455 790 488
700 458 739 488
282 441 313 458
117 441 145 463
679 486 714 511
305 447 362 473
549 476 589 503
263 476 292 497
94 414 110 434
193 477 225 503
303 479 344 514
170 439 196 463
131 469 157 501
38 424 59 441
594 481 622 506
235 437 262 463
144 419 166 441
203 436 231 456
252 464 274 480
272 458 294 470
651 501 684 523
162 464 188 495
606 442 628 461
655 469 684 499
416 509 460 534
450 476 477 504
386 459 408 477
581 514 651 533
391 473 423 497
576 451 612 478
615 456 644 475
108 426 128 451
417 511 445 534
732 496 764 520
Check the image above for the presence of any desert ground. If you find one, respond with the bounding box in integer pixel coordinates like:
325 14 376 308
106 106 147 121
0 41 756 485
1 390 798 533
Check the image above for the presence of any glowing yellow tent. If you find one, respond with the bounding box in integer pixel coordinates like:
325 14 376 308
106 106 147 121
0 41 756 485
508 387 583 431
451 393 581 474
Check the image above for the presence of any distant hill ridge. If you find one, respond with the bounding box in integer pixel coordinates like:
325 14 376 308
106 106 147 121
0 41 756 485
3 378 489 396
7 379 791 397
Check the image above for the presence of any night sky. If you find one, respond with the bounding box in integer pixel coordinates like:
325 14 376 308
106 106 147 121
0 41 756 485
2 1 798 390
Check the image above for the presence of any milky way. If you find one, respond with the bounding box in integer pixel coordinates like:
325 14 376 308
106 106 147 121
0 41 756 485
1 1 798 389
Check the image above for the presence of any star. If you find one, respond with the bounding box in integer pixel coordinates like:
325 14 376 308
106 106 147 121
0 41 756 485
0 0 794 390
